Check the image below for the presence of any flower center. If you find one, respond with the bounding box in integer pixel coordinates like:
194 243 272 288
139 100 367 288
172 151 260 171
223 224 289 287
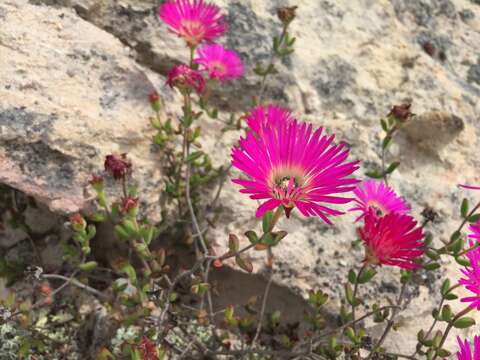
210 61 227 76
269 166 306 204
180 20 205 45
277 176 299 190
367 201 387 217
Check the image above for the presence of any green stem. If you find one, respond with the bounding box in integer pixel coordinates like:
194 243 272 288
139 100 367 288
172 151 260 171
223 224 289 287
189 45 196 68
270 206 284 232
367 280 407 359
258 23 289 104
381 143 389 187
436 201 480 253
351 263 367 332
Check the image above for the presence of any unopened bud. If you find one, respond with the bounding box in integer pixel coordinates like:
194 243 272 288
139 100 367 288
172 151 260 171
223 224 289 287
167 64 205 94
89 175 104 191
149 91 161 112
277 6 297 26
70 213 87 232
388 103 413 123
104 153 132 180
120 196 139 215
39 283 52 297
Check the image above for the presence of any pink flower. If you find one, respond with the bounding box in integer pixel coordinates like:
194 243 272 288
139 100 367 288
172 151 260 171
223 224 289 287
167 64 205 94
159 0 227 47
459 241 480 310
194 44 244 82
358 211 424 269
350 180 410 221
455 336 480 360
231 118 360 223
246 104 295 135
469 219 480 243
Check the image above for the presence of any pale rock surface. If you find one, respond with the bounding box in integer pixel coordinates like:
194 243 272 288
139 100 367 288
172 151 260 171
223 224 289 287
1 0 480 353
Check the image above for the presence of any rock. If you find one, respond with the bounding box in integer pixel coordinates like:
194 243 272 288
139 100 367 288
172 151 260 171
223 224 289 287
467 60 480 85
1 0 480 353
0 0 172 217
401 111 465 152
459 8 475 21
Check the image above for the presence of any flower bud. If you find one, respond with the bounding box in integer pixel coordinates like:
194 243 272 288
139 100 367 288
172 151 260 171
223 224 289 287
39 283 52 297
277 6 297 26
149 91 161 112
167 64 205 94
120 196 139 215
89 174 104 192
388 103 413 123
69 213 87 232
104 153 132 180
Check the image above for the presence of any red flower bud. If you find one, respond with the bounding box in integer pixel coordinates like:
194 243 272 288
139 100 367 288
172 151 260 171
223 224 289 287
388 103 413 123
104 154 131 180
89 175 104 190
39 283 52 296
69 213 87 232
213 259 223 268
277 6 297 26
167 64 205 94
120 196 138 214
149 91 161 112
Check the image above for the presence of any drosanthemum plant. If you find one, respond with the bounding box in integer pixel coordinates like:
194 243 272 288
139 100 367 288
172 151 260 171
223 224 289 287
358 211 424 269
159 0 227 47
455 336 480 360
350 180 410 221
246 104 295 135
194 44 244 82
232 115 359 223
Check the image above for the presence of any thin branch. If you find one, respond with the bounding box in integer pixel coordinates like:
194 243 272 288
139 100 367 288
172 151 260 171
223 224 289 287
367 281 408 359
158 259 205 329
208 163 232 211
41 273 108 299
352 264 367 332
258 24 289 103
309 305 400 346
251 258 274 346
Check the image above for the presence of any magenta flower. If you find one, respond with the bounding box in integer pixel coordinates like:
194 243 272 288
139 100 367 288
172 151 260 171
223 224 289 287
469 220 480 242
350 180 410 221
459 241 480 310
194 44 244 82
455 336 480 360
246 104 295 135
358 211 424 269
231 118 360 223
167 64 205 94
159 0 227 47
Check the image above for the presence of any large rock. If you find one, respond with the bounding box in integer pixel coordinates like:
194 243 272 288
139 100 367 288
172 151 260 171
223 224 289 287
0 0 176 217
1 0 480 352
